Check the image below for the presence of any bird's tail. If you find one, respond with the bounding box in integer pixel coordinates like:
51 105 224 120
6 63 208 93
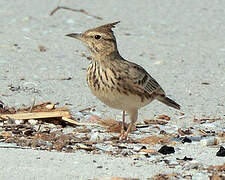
156 95 180 110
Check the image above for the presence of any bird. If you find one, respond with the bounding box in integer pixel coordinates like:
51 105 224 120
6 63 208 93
66 21 180 140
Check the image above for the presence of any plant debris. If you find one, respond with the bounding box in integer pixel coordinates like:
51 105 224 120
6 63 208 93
158 114 170 121
50 6 103 20
0 100 224 180
38 45 47 52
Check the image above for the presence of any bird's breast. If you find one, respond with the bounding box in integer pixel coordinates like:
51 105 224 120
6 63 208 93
86 62 153 110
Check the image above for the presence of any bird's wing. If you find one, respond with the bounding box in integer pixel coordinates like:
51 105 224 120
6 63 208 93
119 61 165 95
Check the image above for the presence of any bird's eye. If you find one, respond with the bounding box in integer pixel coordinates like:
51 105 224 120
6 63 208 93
94 35 101 40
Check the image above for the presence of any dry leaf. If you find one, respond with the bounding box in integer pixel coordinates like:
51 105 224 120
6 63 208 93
139 149 158 154
210 174 224 180
38 45 47 52
0 131 12 138
149 173 179 180
178 128 193 135
136 136 169 145
158 114 170 121
144 119 168 125
207 164 225 172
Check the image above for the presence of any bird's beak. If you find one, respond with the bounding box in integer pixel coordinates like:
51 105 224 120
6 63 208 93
65 33 82 40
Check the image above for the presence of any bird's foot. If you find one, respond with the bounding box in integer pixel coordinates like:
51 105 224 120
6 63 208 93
118 128 126 140
118 130 132 142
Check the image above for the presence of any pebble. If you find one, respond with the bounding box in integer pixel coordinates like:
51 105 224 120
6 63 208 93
28 119 38 126
154 60 164 65
45 104 55 110
200 137 216 146
158 145 175 155
15 120 23 125
182 136 192 143
216 146 225 157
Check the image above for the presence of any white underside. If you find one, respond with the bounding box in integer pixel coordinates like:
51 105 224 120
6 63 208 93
90 88 153 111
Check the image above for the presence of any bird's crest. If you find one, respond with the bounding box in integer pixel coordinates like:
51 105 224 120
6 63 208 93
93 21 120 34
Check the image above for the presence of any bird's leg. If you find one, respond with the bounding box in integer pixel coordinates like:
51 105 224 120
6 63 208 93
121 110 125 134
119 110 126 140
122 109 138 140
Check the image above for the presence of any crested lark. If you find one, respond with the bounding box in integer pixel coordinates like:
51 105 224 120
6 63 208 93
66 21 180 140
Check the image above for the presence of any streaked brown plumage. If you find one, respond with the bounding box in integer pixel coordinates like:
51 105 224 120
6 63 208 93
66 21 180 140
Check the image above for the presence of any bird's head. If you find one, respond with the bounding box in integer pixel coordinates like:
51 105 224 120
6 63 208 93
66 21 120 58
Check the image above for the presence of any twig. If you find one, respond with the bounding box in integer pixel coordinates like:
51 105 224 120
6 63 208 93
0 111 71 120
62 117 103 127
29 98 35 113
50 6 103 20
37 123 42 132
79 107 94 112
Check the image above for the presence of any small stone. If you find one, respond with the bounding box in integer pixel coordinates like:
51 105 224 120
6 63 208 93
200 137 216 146
158 145 175 155
45 104 55 110
154 60 164 65
182 136 192 143
28 119 38 125
216 146 225 157
15 120 22 125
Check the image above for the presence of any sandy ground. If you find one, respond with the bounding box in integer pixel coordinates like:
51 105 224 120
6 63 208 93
0 0 225 179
